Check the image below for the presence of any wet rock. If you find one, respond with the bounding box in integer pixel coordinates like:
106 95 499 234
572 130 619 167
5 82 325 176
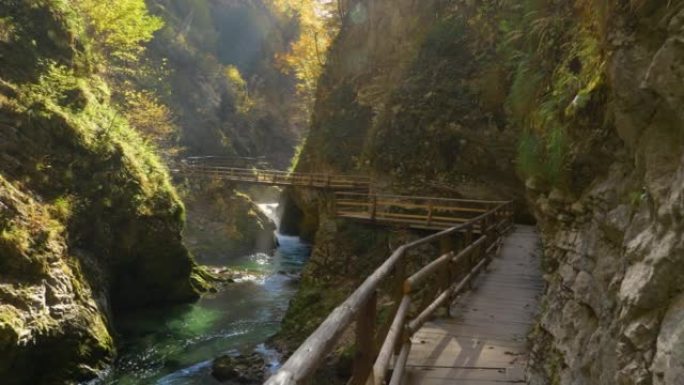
211 353 266 383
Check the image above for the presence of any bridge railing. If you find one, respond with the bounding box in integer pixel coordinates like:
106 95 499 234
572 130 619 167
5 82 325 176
264 200 515 385
334 192 509 230
180 161 371 190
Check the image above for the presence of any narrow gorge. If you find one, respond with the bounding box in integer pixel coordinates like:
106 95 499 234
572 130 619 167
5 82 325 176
1 1 683 385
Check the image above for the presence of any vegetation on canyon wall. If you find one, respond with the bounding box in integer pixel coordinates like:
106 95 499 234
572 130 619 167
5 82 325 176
0 1 204 383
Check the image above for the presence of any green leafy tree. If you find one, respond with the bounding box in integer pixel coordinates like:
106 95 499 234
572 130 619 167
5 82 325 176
269 0 340 115
77 0 164 61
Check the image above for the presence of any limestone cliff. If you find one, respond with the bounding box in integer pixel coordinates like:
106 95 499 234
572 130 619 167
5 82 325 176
296 0 522 199
525 3 684 385
0 2 202 383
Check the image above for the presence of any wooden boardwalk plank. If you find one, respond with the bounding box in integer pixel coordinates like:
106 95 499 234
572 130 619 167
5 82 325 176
403 225 542 385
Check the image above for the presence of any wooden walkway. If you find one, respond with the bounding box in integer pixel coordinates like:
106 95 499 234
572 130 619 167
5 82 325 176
264 202 534 385
179 159 370 191
403 225 542 385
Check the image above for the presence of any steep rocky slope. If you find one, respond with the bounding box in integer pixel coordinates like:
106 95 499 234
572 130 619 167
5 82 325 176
0 2 204 383
278 1 684 385
527 3 684 385
295 0 522 198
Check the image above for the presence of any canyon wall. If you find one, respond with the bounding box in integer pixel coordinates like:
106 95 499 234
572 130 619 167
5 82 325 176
0 2 204 383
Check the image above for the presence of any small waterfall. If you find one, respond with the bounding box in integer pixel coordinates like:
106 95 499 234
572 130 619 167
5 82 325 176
257 202 280 229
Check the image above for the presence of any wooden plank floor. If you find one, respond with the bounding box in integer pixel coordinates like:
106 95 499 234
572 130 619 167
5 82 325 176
403 225 542 385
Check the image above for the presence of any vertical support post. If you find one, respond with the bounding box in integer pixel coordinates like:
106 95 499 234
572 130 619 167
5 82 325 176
426 200 434 227
482 216 490 262
466 224 476 289
370 195 377 221
351 291 377 385
393 255 406 356
439 235 454 315
326 174 331 188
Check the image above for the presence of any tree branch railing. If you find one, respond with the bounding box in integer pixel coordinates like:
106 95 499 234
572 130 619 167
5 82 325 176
179 160 371 191
264 200 515 385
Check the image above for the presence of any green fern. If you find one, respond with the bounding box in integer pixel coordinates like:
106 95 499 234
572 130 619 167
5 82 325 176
545 125 568 185
516 130 543 178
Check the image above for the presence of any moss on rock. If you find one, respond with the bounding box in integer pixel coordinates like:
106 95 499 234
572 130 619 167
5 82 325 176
0 1 202 382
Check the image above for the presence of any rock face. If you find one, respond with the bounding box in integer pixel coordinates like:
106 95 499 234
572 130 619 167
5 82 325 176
295 0 523 199
525 3 684 385
0 2 202 383
183 179 276 261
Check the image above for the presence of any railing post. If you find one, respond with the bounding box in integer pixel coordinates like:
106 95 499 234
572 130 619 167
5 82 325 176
370 195 377 222
326 174 331 188
482 216 489 255
439 236 453 314
426 200 434 227
351 291 377 385
484 215 495 266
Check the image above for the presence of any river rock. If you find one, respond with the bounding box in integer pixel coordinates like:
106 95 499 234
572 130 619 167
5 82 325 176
211 353 266 383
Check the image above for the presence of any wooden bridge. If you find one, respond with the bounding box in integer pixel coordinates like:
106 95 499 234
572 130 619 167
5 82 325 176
179 158 371 191
180 158 510 231
264 201 542 385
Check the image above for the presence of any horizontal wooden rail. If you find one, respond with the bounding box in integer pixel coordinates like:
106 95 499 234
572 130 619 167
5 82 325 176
334 192 509 231
264 200 515 385
336 191 509 205
179 160 371 191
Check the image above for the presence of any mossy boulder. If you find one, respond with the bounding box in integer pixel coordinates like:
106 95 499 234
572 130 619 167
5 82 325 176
182 178 276 263
211 353 266 383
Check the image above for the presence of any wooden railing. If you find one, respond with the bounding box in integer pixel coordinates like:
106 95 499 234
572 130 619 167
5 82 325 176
264 200 515 385
335 192 508 231
179 160 371 191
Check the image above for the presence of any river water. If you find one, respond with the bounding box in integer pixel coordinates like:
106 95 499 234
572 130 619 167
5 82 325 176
97 204 309 385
